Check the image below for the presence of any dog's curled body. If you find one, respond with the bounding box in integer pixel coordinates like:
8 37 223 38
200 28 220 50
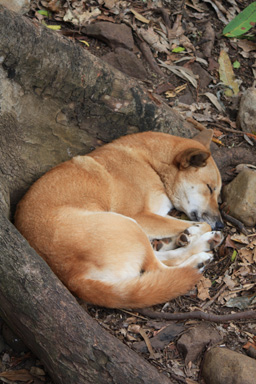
15 131 223 308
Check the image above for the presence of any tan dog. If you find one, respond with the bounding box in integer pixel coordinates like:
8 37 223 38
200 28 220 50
15 130 223 308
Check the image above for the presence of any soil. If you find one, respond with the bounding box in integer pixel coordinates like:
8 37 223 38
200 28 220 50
1 1 256 383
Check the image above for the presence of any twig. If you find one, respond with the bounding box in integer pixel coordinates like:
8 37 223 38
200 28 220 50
139 328 156 359
121 16 166 78
119 308 148 320
208 122 256 140
221 210 249 235
186 117 206 131
134 36 166 78
136 308 256 323
189 119 256 141
201 283 226 310
154 8 172 29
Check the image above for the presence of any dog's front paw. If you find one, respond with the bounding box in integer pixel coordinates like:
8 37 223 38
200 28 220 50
176 222 211 247
199 231 223 251
180 251 213 270
184 231 223 255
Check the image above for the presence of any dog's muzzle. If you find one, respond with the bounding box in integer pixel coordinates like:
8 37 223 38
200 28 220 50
214 220 225 231
191 211 224 230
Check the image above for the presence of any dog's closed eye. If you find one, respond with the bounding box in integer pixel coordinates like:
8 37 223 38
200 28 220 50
207 184 213 194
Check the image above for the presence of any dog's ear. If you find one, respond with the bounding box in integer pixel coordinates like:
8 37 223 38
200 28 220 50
192 129 213 150
174 148 210 169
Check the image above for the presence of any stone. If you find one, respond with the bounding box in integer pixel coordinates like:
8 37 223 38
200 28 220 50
82 22 134 50
202 347 256 384
176 323 222 364
102 48 147 80
222 169 256 226
237 87 256 134
0 0 30 14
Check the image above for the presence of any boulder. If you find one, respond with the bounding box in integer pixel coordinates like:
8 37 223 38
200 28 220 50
202 347 256 384
222 169 256 226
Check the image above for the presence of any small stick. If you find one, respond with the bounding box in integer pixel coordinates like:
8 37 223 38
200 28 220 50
135 36 166 78
186 117 206 131
119 308 148 320
136 308 256 323
139 328 156 359
208 122 256 140
221 210 249 235
201 283 226 310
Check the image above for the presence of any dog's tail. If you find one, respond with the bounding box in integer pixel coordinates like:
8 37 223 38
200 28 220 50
70 266 201 308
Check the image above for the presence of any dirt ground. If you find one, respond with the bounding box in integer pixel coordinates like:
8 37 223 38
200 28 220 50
1 1 256 383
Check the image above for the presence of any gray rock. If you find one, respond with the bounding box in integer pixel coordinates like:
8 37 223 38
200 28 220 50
102 48 147 80
82 22 134 50
176 323 222 364
202 347 256 384
0 0 30 14
222 169 256 226
237 87 256 134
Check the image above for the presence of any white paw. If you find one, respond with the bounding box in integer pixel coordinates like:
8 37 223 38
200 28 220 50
198 231 223 250
176 222 211 247
180 251 214 270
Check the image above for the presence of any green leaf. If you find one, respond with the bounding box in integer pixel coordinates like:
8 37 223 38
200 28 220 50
233 60 240 69
231 249 237 262
46 25 61 30
172 46 185 53
223 2 256 38
37 9 50 17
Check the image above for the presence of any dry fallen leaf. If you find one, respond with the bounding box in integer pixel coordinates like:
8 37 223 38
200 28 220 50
158 60 198 87
197 276 212 300
139 27 170 53
231 233 249 245
130 8 150 24
204 92 225 112
218 50 240 96
0 369 33 382
238 40 256 53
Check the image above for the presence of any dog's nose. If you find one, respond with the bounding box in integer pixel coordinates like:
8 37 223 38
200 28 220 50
214 221 224 230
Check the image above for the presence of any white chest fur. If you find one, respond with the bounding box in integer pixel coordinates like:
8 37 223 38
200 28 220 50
151 194 173 217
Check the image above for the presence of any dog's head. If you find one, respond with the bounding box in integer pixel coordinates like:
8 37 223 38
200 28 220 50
170 130 224 230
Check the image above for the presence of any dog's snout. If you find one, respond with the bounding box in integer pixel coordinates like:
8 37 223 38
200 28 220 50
191 211 199 221
214 220 224 231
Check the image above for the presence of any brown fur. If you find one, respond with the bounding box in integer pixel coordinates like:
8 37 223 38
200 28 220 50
15 131 222 308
